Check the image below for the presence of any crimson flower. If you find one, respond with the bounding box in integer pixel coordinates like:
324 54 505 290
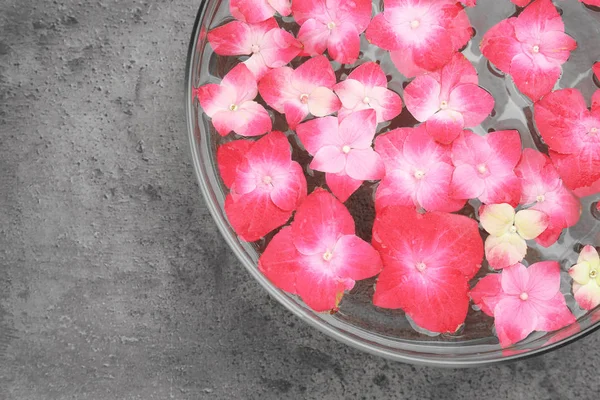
404 54 495 144
258 188 383 312
219 132 307 242
515 148 581 247
372 206 483 333
292 0 372 64
481 0 577 101
470 262 575 347
334 62 403 123
258 55 341 129
207 18 301 80
510 0 532 6
374 125 466 213
296 109 385 202
594 62 600 82
534 88 600 197
230 0 291 24
197 64 272 137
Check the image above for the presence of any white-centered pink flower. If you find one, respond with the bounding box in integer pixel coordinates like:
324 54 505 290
258 55 341 129
296 109 385 202
230 0 292 24
292 0 372 64
569 245 600 311
197 64 272 137
334 62 403 123
404 54 495 144
480 203 549 270
207 18 302 80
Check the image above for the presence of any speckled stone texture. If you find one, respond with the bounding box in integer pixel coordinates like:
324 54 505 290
0 0 598 399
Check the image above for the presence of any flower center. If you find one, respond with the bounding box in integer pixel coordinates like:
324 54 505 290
414 169 426 180
342 145 351 154
299 93 309 104
477 164 487 174
322 249 333 261
262 175 272 185
532 45 540 53
590 269 598 279
536 194 546 203
590 127 598 135
440 100 448 110
251 44 260 53
410 19 420 29
327 21 336 30
416 262 427 272
519 292 529 301
509 225 518 234
229 104 238 111
362 96 370 104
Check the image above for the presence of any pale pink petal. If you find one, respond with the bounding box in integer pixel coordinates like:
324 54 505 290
526 261 561 301
513 0 564 41
243 54 270 81
307 87 341 117
293 55 337 90
347 62 388 88
207 21 253 56
530 293 576 332
310 146 347 174
375 170 416 212
514 209 549 240
539 30 577 64
268 0 292 16
284 101 309 130
326 172 363 202
480 19 521 73
334 79 365 110
291 0 329 25
439 53 478 100
197 84 233 118
389 48 428 79
221 64 259 104
426 109 465 144
480 203 515 237
485 233 527 269
331 235 383 281
374 128 411 172
404 74 443 122
270 161 307 211
258 66 295 113
573 282 600 311
403 125 452 167
470 274 505 317
296 116 341 155
346 149 385 181
510 53 561 101
494 296 538 347
336 0 373 32
451 164 485 199
328 22 361 64
231 101 273 137
368 86 404 123
230 0 277 23
297 19 330 57
259 28 303 68
501 263 529 295
448 84 495 127
338 109 377 148
417 162 465 212
365 13 405 51
480 173 521 207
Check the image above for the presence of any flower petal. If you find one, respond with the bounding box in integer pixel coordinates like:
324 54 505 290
404 74 442 122
485 233 527 270
425 109 465 144
480 172 522 207
230 0 278 23
470 274 505 316
526 261 561 301
212 100 272 137
346 148 385 181
480 18 521 73
258 66 295 113
221 64 259 104
375 170 417 212
297 19 330 57
513 0 564 42
334 79 366 110
270 161 307 211
259 28 303 68
207 20 254 56
293 55 337 91
549 149 600 197
283 101 309 130
296 116 341 155
539 30 577 64
328 22 361 64
295 268 351 312
310 145 347 174
480 203 516 237
451 164 485 200
216 139 254 189
578 245 600 267
347 61 388 88
326 172 363 202
389 48 428 79
338 109 377 148
501 263 530 296
569 262 591 286
448 84 495 127
368 86 404 123
494 296 538 347
510 53 561 101
331 235 383 281
514 209 549 240
258 226 302 293
530 293 576 333
573 281 600 311
308 86 342 117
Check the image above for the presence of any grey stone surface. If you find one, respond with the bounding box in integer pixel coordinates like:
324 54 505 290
0 0 598 399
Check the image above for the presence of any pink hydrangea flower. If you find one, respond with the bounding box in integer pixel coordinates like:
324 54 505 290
258 188 383 312
258 55 341 129
570 245 600 311
480 203 549 269
230 0 292 24
366 0 473 78
197 64 272 137
373 206 483 333
296 109 385 202
292 0 372 64
333 62 403 123
404 54 495 144
451 130 522 205
374 125 466 213
221 132 307 242
481 0 577 101
207 18 302 80
534 88 600 197
470 262 575 347
515 148 581 247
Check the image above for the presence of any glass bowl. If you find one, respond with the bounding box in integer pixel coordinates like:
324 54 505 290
185 0 600 366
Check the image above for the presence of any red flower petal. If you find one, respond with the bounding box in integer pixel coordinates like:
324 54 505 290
230 0 291 23
216 140 254 189
494 296 539 347
480 18 522 73
510 53 561 102
549 150 600 197
208 19 273 56
296 116 340 154
425 109 465 144
330 235 383 281
328 22 361 64
403 74 442 122
593 62 600 82
326 172 363 202
258 226 301 293
346 148 385 181
212 101 273 137
448 84 494 127
512 0 564 41
296 19 330 57
470 273 504 317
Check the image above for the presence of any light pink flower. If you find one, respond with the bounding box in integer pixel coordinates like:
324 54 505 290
197 64 272 137
366 0 473 78
333 62 403 123
296 109 385 202
230 0 292 24
292 0 372 64
515 148 581 247
481 0 577 101
258 55 341 129
374 125 466 213
451 130 522 206
207 18 302 80
569 245 600 311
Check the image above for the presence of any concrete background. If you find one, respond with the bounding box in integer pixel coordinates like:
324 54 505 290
0 0 598 399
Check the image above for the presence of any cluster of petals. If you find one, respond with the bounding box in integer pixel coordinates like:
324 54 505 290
470 262 575 347
451 130 522 205
207 18 302 80
197 64 272 137
481 0 577 101
258 188 382 312
480 203 549 269
366 0 473 78
515 148 581 246
372 206 483 333
374 125 465 213
296 109 385 202
259 55 341 129
230 0 291 24
569 245 600 311
404 54 495 144
218 132 307 242
334 62 403 123
292 0 372 64
534 88 600 197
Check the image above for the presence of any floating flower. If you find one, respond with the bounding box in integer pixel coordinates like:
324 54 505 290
258 55 341 129
197 64 272 137
404 54 494 144
222 132 307 242
374 125 466 213
292 0 372 64
515 148 581 247
333 62 403 123
230 0 292 24
594 62 600 81
372 206 484 333
534 88 600 197
366 0 473 78
258 188 383 312
470 262 575 347
216 139 254 188
480 203 549 269
451 130 522 205
510 0 532 6
207 18 302 80
481 0 577 101
296 109 385 202
569 245 600 311
461 0 477 6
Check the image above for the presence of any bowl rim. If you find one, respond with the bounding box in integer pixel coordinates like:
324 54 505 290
184 0 600 367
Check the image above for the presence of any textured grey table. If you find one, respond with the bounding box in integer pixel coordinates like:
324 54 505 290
0 1 598 399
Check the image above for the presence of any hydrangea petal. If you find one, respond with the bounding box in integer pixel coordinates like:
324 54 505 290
573 281 600 311
480 18 521 73
331 235 383 281
258 66 295 113
328 22 361 64
296 19 330 57
217 140 254 189
294 267 350 312
514 209 549 240
270 161 307 211
346 149 385 181
448 84 495 127
470 274 504 316
403 74 442 122
494 296 538 347
258 227 301 293
451 164 485 200
308 86 342 118
310 146 346 174
225 193 292 242
530 293 576 332
338 109 377 149
480 203 516 237
510 53 561 101
570 262 592 286
549 150 600 197
485 233 527 270
326 172 363 202
525 261 561 301
347 62 388 88
207 20 255 56
296 116 341 154
500 262 530 296
426 109 465 144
